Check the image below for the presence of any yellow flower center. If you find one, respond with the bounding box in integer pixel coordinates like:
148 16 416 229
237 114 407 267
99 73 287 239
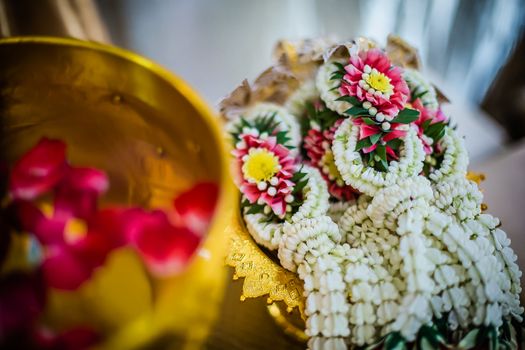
64 218 88 244
366 71 392 93
320 150 343 182
242 148 280 183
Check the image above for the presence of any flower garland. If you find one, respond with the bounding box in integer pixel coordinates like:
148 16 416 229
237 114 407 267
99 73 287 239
244 102 302 151
403 68 439 112
427 127 469 182
317 49 422 172
223 35 524 350
231 114 306 220
332 118 425 196
285 79 319 118
279 216 350 349
302 101 359 201
229 108 350 349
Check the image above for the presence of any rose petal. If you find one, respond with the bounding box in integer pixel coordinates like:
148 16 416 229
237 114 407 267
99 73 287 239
54 187 98 222
61 167 109 195
10 138 67 200
126 210 201 277
15 200 66 245
42 247 92 290
173 182 218 236
0 271 46 335
34 326 99 350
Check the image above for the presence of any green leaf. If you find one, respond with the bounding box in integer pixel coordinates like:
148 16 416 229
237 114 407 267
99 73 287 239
391 108 420 124
418 324 448 348
355 137 372 152
333 61 346 71
489 327 498 350
501 320 512 341
425 122 445 137
412 89 429 100
458 329 481 349
362 117 377 126
376 143 386 161
294 179 308 194
246 205 263 215
369 133 381 146
434 128 446 141
425 122 447 141
275 131 291 146
344 106 369 116
421 119 432 130
420 337 435 350
305 102 316 119
330 72 344 80
291 170 307 182
387 138 402 150
384 332 406 350
335 95 360 105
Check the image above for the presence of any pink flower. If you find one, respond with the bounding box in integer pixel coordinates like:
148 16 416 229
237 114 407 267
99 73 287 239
340 49 410 118
232 134 296 217
9 138 67 200
303 120 358 201
412 98 448 154
352 118 404 159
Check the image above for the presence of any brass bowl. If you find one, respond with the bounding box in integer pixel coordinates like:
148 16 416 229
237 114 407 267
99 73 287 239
0 36 236 349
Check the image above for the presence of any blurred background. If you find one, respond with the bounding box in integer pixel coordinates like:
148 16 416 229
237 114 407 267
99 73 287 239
2 0 524 155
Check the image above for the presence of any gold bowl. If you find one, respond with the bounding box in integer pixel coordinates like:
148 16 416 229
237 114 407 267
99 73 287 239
0 36 236 349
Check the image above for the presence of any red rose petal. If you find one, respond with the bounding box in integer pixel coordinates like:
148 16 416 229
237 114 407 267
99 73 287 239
173 182 218 236
126 210 201 277
42 248 92 290
10 138 68 200
15 200 66 246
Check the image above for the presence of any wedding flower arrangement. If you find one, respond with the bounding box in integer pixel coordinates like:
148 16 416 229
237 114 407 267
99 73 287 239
0 138 218 349
221 36 524 349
